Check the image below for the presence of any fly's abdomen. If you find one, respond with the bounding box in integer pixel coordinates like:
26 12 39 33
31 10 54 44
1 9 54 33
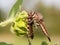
27 24 34 39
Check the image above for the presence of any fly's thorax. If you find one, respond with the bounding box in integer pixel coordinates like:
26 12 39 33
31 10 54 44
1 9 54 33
32 12 43 23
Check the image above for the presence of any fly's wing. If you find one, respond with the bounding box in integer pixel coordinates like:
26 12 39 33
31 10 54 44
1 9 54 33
38 13 51 42
38 21 51 42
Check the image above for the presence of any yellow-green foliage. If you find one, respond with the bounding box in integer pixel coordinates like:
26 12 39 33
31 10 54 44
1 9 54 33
10 11 28 36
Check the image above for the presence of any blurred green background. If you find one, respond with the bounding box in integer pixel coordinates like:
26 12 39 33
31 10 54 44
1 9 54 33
0 0 60 45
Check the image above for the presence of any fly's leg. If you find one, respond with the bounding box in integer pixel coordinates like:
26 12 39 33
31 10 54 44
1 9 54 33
33 12 51 42
26 35 32 45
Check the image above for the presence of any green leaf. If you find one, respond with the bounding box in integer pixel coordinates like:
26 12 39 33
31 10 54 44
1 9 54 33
10 11 28 36
41 41 48 45
54 44 58 45
14 29 27 36
19 27 27 32
9 0 23 18
0 42 13 45
15 11 28 19
0 18 14 27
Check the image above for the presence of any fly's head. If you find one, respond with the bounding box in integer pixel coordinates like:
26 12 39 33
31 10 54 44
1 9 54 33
28 11 43 24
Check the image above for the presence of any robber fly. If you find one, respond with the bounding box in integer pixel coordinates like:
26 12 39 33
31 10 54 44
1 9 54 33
27 11 51 42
